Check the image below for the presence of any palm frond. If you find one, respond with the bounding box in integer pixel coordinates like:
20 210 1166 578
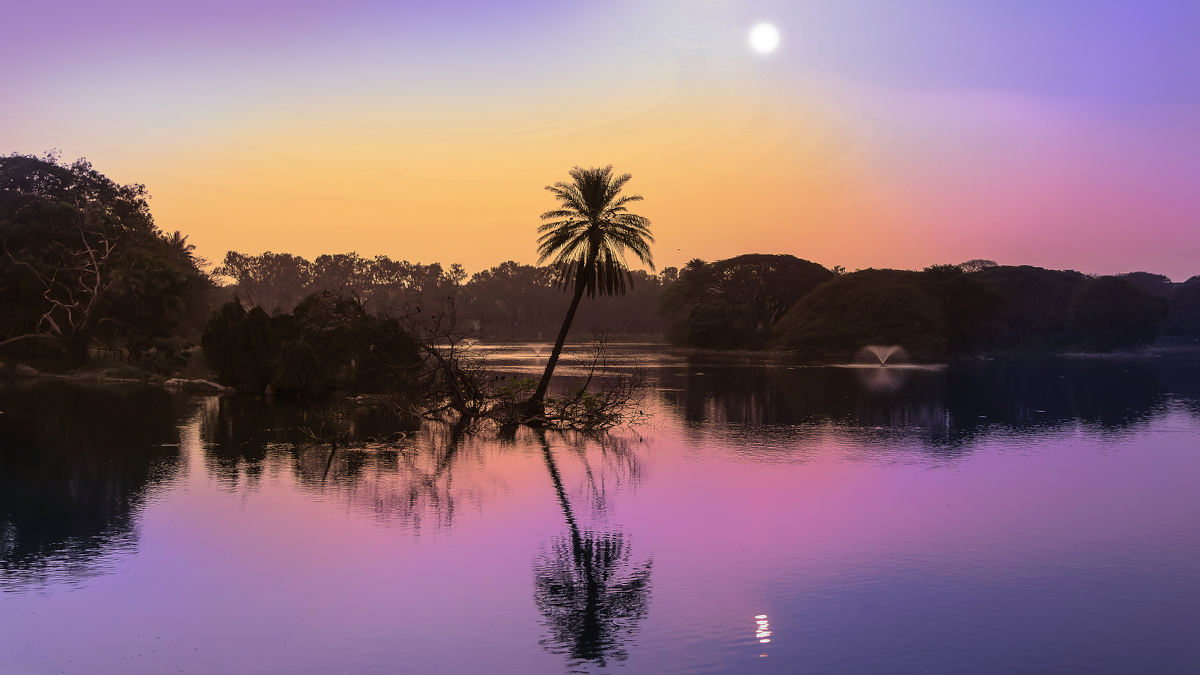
536 166 654 298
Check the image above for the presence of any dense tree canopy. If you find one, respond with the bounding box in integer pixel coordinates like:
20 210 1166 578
1067 276 1165 351
0 153 213 366
661 254 833 349
774 269 950 357
971 265 1089 351
1165 276 1200 338
201 291 423 397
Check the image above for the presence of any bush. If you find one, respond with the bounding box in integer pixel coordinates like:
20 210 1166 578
201 291 422 397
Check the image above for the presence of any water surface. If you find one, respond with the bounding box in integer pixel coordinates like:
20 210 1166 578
3 347 1199 673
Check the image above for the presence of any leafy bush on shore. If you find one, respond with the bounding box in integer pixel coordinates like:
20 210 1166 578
201 291 423 397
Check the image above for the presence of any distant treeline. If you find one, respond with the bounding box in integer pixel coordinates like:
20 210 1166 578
215 251 674 339
4 152 1199 381
215 250 1199 358
662 255 1200 357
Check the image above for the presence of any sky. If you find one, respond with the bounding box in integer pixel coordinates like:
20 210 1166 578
3 0 1198 279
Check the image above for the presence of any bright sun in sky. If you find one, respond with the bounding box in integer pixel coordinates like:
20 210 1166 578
748 23 780 54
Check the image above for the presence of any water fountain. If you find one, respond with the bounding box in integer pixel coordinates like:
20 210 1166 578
858 345 907 367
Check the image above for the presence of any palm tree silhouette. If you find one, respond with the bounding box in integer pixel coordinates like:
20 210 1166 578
523 166 654 419
166 230 196 261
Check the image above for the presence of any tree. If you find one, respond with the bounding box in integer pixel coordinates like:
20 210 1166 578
0 153 211 366
972 265 1089 351
956 259 998 273
201 291 424 397
1068 276 1164 351
660 254 832 349
774 269 949 357
216 251 314 313
524 166 654 417
1167 276 1200 338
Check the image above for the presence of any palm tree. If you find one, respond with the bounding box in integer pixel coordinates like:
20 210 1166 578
166 230 196 261
524 166 654 418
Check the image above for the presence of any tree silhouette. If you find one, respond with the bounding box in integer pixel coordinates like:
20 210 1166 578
0 153 212 364
525 166 654 418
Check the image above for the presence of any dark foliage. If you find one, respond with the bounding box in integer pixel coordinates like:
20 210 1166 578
1167 277 1200 338
661 254 833 349
1068 276 1166 351
919 264 1004 354
970 265 1088 351
216 253 670 339
775 265 1169 357
1118 271 1177 300
774 269 949 357
201 291 423 397
0 153 216 368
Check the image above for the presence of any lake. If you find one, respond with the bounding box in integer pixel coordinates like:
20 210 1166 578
3 346 1200 674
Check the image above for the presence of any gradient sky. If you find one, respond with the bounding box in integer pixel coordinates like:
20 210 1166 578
3 1 1198 278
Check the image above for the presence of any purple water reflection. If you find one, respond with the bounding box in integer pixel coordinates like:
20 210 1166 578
2 351 1199 673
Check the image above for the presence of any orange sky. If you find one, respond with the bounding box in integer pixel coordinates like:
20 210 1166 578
5 1 1199 279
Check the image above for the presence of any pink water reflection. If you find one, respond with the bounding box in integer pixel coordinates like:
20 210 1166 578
2 355 1200 673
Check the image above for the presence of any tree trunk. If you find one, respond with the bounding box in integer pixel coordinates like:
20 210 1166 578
525 280 587 418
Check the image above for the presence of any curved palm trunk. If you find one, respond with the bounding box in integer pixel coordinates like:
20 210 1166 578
526 283 586 416
525 251 594 418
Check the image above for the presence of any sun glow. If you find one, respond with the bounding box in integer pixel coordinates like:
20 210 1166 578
748 23 780 54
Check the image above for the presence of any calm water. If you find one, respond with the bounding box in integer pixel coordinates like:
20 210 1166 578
3 347 1200 674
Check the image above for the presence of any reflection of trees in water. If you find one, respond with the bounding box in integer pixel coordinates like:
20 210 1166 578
299 423 489 533
661 356 1200 451
548 431 642 517
199 398 504 532
0 383 189 587
534 433 652 670
200 394 652 542
198 396 421 488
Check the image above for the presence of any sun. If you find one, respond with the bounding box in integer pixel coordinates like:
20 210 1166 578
748 23 780 54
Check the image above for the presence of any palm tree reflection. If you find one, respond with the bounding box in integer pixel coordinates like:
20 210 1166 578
534 433 652 668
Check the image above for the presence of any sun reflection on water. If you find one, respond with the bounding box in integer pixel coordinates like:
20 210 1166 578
755 613 772 657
